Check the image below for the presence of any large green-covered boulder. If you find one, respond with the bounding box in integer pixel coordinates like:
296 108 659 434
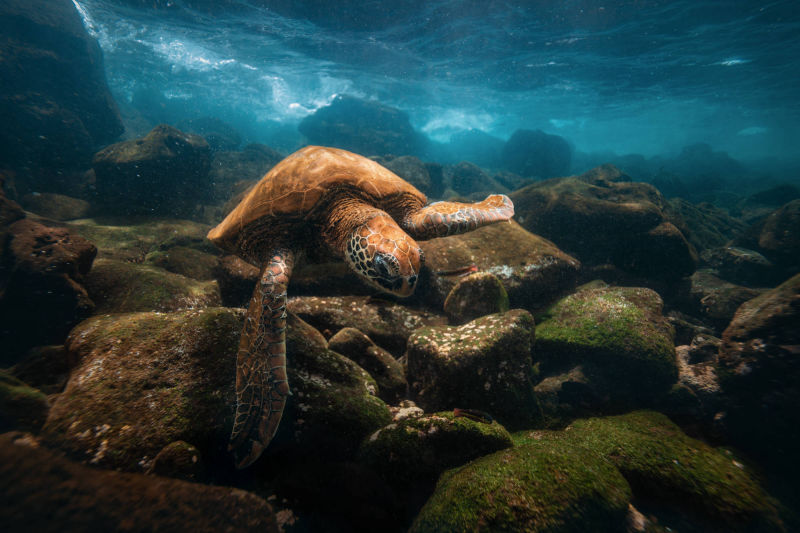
410 438 631 533
534 285 678 417
407 309 539 429
564 411 782 531
358 411 512 490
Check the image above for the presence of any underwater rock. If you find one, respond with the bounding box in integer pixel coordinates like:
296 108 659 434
757 198 800 273
0 370 49 433
411 435 631 533
406 309 539 429
212 254 260 307
564 411 782 531
492 170 532 192
298 95 426 157
534 285 678 414
501 128 572 179
42 308 241 471
700 246 776 287
0 432 279 533
446 129 505 169
718 273 800 465
372 155 435 196
328 327 406 403
443 271 509 325
275 313 392 458
20 192 91 221
85 258 222 314
358 411 513 491
0 218 96 363
665 198 748 252
287 295 447 356
147 440 207 483
511 166 697 281
144 245 221 281
688 270 763 332
176 116 242 152
92 125 211 216
208 143 285 203
420 220 580 313
66 217 213 263
445 161 508 198
0 0 123 183
9 345 72 395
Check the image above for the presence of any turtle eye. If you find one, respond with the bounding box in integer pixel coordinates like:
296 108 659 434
374 254 391 277
418 249 425 266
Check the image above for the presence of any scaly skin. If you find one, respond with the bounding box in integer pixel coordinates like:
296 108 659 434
402 194 514 240
229 247 294 469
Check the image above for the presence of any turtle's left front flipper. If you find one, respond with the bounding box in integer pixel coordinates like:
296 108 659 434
229 247 295 469
402 194 514 240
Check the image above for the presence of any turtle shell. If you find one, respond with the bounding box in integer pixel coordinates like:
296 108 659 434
207 146 426 254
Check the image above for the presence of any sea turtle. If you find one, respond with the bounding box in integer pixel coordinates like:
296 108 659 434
207 145 514 468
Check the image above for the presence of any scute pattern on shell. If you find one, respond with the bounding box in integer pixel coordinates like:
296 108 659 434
207 146 426 253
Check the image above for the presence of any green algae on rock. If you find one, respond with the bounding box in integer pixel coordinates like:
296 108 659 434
564 411 782 531
85 258 221 314
535 285 678 408
410 437 631 533
443 271 509 325
358 410 513 489
407 309 539 429
0 369 50 432
42 307 241 471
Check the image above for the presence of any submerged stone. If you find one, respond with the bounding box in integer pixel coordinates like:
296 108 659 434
411 436 631 533
443 271 509 325
0 370 49 433
20 192 91 221
534 285 678 419
407 309 539 429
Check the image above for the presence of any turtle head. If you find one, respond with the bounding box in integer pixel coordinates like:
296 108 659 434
346 215 424 297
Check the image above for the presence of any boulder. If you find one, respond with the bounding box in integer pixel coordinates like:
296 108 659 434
328 327 406 403
0 370 49 432
372 155 434 195
212 254 260 307
419 220 580 312
0 218 96 363
144 245 220 281
445 161 507 198
757 199 800 273
717 273 800 464
208 143 284 203
92 125 211 215
358 411 513 490
511 166 696 281
564 411 781 531
411 436 631 533
443 271 509 325
147 440 207 483
534 285 678 417
700 246 777 287
665 198 747 252
0 432 279 533
84 258 221 314
287 295 447 356
0 0 123 184
688 270 763 332
406 309 539 429
9 345 72 394
298 95 426 157
501 129 572 179
176 116 242 152
20 193 91 221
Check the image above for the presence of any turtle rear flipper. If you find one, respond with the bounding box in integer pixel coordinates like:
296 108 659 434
229 248 295 469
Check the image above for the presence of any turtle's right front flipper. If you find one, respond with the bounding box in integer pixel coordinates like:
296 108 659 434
402 194 514 240
229 248 295 469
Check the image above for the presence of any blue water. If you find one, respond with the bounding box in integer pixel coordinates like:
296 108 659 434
73 0 800 162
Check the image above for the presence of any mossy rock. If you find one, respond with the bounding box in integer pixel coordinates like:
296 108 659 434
410 437 631 532
274 314 392 459
358 411 512 489
85 258 221 314
144 246 220 280
407 309 539 429
21 192 91 221
443 271 510 325
535 285 678 407
66 217 214 263
41 307 241 471
564 411 782 531
0 370 49 432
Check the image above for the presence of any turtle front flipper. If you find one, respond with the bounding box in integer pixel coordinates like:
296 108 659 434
229 247 295 469
402 194 514 240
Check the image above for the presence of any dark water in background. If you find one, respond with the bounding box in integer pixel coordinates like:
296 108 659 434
72 0 800 164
